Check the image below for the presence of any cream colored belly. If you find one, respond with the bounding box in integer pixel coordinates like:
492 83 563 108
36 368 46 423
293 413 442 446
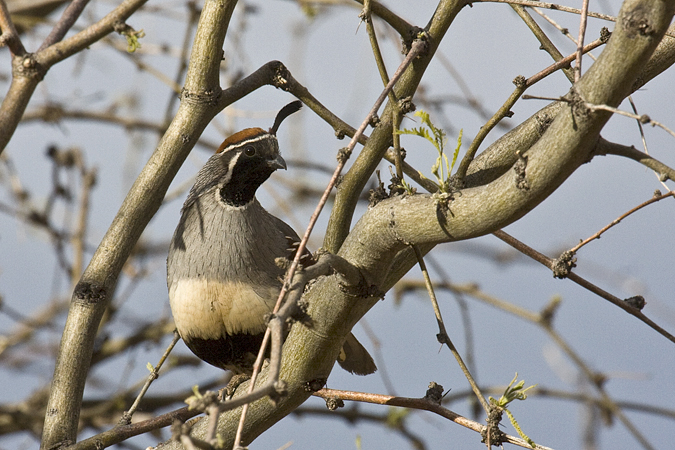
169 278 278 339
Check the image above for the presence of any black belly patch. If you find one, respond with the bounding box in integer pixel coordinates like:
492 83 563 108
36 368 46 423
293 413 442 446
183 333 268 375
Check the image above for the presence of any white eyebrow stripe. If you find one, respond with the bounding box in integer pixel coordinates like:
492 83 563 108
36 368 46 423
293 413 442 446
221 134 274 153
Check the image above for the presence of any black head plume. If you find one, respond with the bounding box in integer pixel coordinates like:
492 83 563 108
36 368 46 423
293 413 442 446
270 100 303 135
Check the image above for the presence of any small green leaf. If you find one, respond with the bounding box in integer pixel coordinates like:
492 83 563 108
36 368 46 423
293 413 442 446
191 385 202 398
397 109 458 193
120 28 145 53
449 129 463 172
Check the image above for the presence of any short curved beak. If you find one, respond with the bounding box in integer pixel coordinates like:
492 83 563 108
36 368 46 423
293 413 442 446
268 154 287 171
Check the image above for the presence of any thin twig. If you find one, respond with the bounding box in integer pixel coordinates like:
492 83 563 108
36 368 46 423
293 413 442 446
38 0 92 52
0 0 26 55
351 0 416 41
575 0 590 82
454 82 526 184
455 36 605 184
279 69 437 192
596 139 675 183
361 5 405 180
411 245 490 414
121 331 181 423
570 190 675 253
163 1 201 126
492 230 675 345
542 325 656 450
313 388 556 450
71 166 96 285
510 3 574 83
479 0 616 22
584 102 675 139
627 98 670 190
526 38 605 87
400 279 660 450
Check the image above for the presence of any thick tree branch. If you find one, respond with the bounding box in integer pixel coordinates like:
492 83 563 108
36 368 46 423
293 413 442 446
463 25 675 189
39 1 240 449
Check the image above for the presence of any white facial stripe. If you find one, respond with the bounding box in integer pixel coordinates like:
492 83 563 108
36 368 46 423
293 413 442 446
219 151 241 188
215 149 241 198
221 134 275 153
215 151 254 210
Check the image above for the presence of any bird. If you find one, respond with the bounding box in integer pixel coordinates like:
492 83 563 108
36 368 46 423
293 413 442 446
167 101 376 376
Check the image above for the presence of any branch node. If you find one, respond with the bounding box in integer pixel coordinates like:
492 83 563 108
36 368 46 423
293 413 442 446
180 86 222 106
271 60 291 91
539 296 562 327
14 53 45 80
397 96 416 115
269 381 288 405
624 295 646 311
303 378 327 392
436 332 450 346
336 147 352 164
513 151 530 191
369 170 390 207
552 250 577 279
624 9 655 37
512 75 526 88
482 405 507 446
567 87 591 122
73 281 107 305
325 397 345 411
402 26 425 54
170 418 191 442
424 381 444 404
296 296 314 324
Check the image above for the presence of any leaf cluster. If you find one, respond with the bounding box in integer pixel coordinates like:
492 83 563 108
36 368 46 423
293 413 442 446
397 110 462 193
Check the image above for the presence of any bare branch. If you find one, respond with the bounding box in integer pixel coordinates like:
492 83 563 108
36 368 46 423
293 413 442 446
37 0 91 52
0 0 26 55
313 388 556 450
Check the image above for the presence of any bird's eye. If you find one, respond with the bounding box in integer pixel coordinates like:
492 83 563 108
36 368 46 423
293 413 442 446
244 146 256 157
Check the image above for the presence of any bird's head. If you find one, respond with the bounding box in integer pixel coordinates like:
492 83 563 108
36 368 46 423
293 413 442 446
185 101 302 209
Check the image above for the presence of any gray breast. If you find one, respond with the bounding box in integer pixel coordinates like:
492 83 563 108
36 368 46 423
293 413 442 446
167 188 298 295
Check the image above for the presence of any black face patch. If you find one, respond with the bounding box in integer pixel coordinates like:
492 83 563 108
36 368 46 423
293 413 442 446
215 133 282 207
219 150 276 207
